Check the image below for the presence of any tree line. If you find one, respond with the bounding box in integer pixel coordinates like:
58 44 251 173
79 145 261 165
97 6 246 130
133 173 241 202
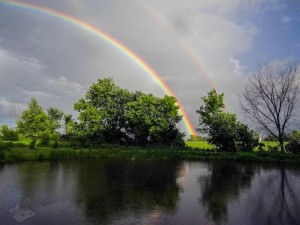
1 78 185 148
1 61 300 153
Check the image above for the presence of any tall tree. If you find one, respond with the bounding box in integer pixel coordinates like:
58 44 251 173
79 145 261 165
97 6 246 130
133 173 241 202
125 93 184 146
74 78 134 145
197 89 257 152
240 61 300 152
74 78 185 146
47 107 64 132
17 98 51 139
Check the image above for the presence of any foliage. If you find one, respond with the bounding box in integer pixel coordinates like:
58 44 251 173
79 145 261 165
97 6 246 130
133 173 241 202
126 93 184 146
0 141 13 150
197 89 258 152
39 130 51 146
74 78 133 145
17 98 51 139
0 125 19 141
74 78 185 147
285 130 300 154
47 107 64 132
2 146 300 163
30 139 36 149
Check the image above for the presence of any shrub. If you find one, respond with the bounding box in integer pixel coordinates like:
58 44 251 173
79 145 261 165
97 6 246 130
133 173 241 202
0 125 19 141
52 140 59 149
258 143 265 152
284 130 300 154
39 130 51 146
286 140 300 154
0 141 13 150
30 139 37 149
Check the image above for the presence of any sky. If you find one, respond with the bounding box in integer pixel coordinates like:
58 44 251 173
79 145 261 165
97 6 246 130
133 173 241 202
0 0 300 135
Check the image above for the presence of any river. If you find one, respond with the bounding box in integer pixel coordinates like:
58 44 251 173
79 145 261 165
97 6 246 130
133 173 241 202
0 160 300 225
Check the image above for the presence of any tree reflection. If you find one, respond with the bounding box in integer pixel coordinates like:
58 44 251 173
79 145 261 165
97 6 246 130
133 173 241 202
249 165 300 225
76 160 181 223
199 162 255 224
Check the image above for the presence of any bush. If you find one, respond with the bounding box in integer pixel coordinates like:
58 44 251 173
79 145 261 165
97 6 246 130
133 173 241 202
207 113 258 152
52 140 59 149
39 130 51 146
0 125 19 141
30 139 37 149
286 140 300 154
0 141 13 150
285 130 300 154
258 143 265 152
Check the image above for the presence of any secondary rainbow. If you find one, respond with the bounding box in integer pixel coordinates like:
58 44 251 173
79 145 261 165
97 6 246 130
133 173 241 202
0 0 197 136
136 0 217 89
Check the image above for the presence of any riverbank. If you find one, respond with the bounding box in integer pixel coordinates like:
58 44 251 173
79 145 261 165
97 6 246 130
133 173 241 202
1 146 300 164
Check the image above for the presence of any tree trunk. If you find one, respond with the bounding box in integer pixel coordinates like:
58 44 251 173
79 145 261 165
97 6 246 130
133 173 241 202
279 136 285 153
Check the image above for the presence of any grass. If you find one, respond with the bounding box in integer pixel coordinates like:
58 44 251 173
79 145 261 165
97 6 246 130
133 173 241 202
185 141 214 149
185 140 288 152
1 145 300 164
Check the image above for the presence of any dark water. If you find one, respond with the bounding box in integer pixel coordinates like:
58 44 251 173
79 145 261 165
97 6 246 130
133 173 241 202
0 160 300 225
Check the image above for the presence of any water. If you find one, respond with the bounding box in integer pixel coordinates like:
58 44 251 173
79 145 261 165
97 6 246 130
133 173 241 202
0 160 300 225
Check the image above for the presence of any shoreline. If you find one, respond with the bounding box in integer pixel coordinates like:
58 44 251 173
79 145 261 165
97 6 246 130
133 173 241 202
1 147 300 164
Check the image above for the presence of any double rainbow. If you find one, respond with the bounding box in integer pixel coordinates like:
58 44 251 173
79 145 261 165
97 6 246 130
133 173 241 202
0 0 197 136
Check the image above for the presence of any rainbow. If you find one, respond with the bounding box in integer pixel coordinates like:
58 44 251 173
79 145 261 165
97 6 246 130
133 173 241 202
0 0 197 136
136 0 217 89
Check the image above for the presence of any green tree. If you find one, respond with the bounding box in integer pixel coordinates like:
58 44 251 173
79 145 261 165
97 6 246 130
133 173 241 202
17 98 51 141
74 78 133 145
285 130 300 154
47 107 64 132
0 125 19 141
74 78 185 146
125 93 184 146
197 90 258 152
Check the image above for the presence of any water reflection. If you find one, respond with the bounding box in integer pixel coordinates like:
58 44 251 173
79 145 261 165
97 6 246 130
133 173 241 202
75 160 181 224
199 162 255 224
199 162 300 225
1 160 300 225
0 160 181 224
240 165 300 225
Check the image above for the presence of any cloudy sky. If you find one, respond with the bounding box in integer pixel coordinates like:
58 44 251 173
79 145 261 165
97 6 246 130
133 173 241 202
0 0 300 135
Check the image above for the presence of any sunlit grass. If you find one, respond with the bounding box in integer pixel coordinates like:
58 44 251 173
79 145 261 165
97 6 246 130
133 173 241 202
185 141 214 149
185 140 288 152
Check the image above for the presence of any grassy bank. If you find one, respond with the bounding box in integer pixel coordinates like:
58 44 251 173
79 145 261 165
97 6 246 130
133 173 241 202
1 146 300 164
185 140 287 151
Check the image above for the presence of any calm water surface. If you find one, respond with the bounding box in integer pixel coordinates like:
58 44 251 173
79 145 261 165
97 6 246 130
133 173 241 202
0 160 300 225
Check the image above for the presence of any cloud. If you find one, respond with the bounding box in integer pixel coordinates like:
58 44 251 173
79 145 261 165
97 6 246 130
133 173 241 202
230 58 244 75
46 76 83 93
0 0 297 134
0 97 26 121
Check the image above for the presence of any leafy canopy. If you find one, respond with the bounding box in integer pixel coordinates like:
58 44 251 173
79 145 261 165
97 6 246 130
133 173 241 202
197 90 258 152
74 78 185 146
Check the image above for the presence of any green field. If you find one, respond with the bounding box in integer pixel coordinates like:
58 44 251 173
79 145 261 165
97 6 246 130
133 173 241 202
185 141 214 149
185 140 284 151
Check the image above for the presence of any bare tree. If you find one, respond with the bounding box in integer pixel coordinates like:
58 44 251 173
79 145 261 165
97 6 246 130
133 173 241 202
240 61 300 153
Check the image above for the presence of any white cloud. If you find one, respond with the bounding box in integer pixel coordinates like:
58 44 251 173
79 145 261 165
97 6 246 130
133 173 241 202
46 76 83 93
230 58 244 75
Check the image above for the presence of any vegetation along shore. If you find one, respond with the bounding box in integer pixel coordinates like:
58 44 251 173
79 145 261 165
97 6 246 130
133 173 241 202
1 62 300 164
